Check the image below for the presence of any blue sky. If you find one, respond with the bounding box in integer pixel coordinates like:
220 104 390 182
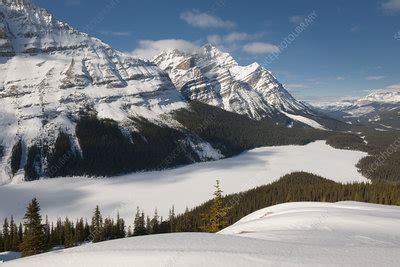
33 0 400 103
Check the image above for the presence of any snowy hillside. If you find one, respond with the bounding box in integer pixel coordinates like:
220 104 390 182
154 45 322 125
5 201 400 266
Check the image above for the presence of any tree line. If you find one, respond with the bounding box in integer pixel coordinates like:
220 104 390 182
327 130 400 183
173 172 400 231
0 200 183 257
2 172 400 257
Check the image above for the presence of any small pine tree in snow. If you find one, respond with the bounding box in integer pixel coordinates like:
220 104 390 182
201 180 228 233
19 198 47 257
90 205 103 242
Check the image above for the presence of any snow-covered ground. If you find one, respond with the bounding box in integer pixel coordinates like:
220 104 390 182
0 252 21 263
0 141 367 221
4 201 400 267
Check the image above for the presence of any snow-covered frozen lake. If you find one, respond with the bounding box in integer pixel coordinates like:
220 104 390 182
0 141 368 221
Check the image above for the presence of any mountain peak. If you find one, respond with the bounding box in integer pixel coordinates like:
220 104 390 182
1 0 32 7
154 44 311 120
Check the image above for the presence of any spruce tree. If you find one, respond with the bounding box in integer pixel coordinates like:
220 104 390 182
63 218 75 248
133 207 147 236
169 206 176 232
0 230 4 252
115 213 125 239
44 216 50 246
10 216 20 251
18 223 23 247
200 180 228 233
2 218 9 251
19 198 47 257
150 209 160 234
74 218 85 244
90 206 103 243
103 217 113 240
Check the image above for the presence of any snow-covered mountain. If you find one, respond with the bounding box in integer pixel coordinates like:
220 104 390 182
360 87 400 104
316 87 400 129
154 45 318 123
0 0 222 183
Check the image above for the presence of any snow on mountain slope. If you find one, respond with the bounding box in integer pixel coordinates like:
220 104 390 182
0 0 225 182
314 88 400 129
316 87 400 117
154 45 314 122
360 87 400 104
5 202 400 267
281 111 326 130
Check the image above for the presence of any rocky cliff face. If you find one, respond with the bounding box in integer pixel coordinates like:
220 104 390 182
154 45 313 121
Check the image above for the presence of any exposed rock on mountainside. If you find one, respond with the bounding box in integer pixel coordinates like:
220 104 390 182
154 45 314 121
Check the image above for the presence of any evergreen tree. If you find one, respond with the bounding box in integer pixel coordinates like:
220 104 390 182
103 217 113 240
74 218 85 244
0 231 4 252
127 226 132 237
145 216 151 234
133 207 147 236
176 207 191 232
115 213 125 239
169 206 176 232
18 223 23 247
19 198 47 257
150 209 160 234
2 218 9 251
90 206 103 243
44 216 50 246
200 180 228 233
63 218 75 248
10 216 20 251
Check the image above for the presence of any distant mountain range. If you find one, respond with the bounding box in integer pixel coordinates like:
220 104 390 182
316 88 400 130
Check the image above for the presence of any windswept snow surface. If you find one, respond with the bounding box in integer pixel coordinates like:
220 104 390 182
0 141 367 222
0 252 21 263
5 202 400 267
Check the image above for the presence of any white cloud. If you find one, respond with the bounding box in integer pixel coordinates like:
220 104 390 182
131 39 201 59
336 76 345 80
381 0 400 15
99 31 132 37
180 11 235 29
350 26 360 32
65 0 81 6
366 76 385 80
284 83 307 91
243 42 280 54
207 32 265 45
289 15 304 24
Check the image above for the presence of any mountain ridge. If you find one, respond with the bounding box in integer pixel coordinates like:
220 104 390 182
154 44 314 122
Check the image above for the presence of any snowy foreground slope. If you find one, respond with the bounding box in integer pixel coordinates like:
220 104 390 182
5 202 400 267
0 141 367 222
